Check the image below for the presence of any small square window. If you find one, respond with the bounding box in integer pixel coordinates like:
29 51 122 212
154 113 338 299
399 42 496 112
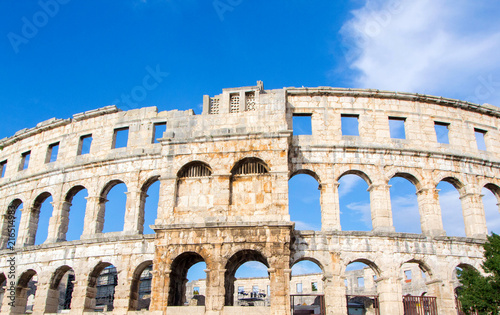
341 114 359 136
78 134 93 155
46 142 59 163
0 160 6 178
113 127 129 149
389 117 406 139
311 282 318 292
193 286 200 295
293 114 312 135
296 283 302 293
19 151 31 171
434 122 450 144
152 122 166 144
404 270 412 282
357 277 364 287
474 128 487 151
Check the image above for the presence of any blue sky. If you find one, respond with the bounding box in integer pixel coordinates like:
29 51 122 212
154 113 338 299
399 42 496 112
2 0 500 280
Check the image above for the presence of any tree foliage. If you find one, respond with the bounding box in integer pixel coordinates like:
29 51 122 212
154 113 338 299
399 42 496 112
458 233 500 314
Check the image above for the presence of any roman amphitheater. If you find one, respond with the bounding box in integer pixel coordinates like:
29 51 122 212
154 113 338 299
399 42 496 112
0 81 498 315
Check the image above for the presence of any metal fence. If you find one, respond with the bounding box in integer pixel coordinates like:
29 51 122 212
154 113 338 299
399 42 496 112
402 295 437 315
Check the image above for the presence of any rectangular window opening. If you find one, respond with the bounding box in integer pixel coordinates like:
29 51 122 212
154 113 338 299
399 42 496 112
113 127 129 149
404 270 412 282
474 128 487 151
238 286 244 293
389 117 406 139
152 122 166 144
0 160 6 178
193 286 200 295
357 277 364 287
293 114 312 135
78 134 93 155
19 151 31 171
245 91 256 111
341 114 360 136
311 282 318 292
296 283 302 293
46 142 60 163
230 93 240 113
434 122 450 144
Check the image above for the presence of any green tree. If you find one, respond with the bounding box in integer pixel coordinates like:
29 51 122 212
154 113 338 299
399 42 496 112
457 233 500 314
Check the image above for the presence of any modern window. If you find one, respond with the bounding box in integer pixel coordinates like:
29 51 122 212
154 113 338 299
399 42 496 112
152 122 166 144
112 127 129 149
293 114 312 135
434 122 450 144
78 134 93 155
389 117 406 139
474 128 487 151
0 160 6 178
45 142 60 163
341 114 360 136
19 151 31 171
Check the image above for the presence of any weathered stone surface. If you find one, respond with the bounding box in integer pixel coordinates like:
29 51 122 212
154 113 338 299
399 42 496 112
0 82 498 314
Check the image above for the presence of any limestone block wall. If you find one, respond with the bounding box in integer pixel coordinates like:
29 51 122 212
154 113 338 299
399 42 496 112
0 82 498 314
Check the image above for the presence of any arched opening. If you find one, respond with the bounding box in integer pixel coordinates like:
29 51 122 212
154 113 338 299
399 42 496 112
175 162 213 212
141 177 160 234
46 266 75 313
290 259 324 314
87 263 117 312
400 261 430 295
15 270 37 314
186 260 207 306
453 263 479 311
338 173 371 231
345 260 380 314
2 199 22 249
437 179 465 237
168 252 206 306
65 186 88 241
225 250 270 307
289 172 321 231
33 192 53 245
0 273 6 311
230 158 271 214
101 181 127 233
482 184 500 234
389 175 421 234
129 261 153 310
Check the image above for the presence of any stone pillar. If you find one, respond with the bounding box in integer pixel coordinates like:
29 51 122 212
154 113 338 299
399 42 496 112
416 188 446 237
123 188 142 235
268 267 291 315
155 177 176 225
11 286 30 315
150 268 170 312
368 183 395 232
45 200 71 243
212 173 231 219
323 273 347 315
376 275 403 315
112 270 130 314
321 181 341 231
205 268 225 314
460 192 488 238
32 278 58 314
427 279 457 315
81 196 106 238
69 273 94 313
0 282 17 315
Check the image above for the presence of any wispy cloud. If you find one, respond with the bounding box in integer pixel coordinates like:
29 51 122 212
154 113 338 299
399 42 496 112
346 201 372 228
295 220 320 231
482 188 500 234
339 174 365 198
391 194 421 233
439 189 466 237
340 0 500 106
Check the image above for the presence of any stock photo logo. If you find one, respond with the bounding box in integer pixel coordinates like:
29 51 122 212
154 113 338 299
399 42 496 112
112 65 168 110
7 0 71 54
213 0 243 21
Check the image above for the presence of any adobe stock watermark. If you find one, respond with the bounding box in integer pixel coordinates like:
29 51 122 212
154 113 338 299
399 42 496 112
7 0 71 54
112 65 168 110
6 204 17 307
465 75 500 105
213 0 243 21
341 0 403 63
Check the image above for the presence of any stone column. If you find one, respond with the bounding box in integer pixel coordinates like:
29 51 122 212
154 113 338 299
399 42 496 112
426 279 457 315
155 177 176 225
81 196 106 238
212 173 231 219
11 286 31 315
32 277 59 314
416 187 446 237
376 274 403 315
460 192 488 238
69 272 95 313
268 267 291 315
123 188 142 235
323 273 347 315
321 181 341 231
205 268 225 315
368 183 395 232
0 282 17 315
112 270 130 314
45 200 71 243
150 268 170 312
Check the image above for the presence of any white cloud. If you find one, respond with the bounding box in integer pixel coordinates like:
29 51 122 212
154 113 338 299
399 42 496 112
340 0 500 106
439 189 466 237
346 201 372 228
482 188 500 234
339 174 365 198
295 220 320 231
391 194 421 233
